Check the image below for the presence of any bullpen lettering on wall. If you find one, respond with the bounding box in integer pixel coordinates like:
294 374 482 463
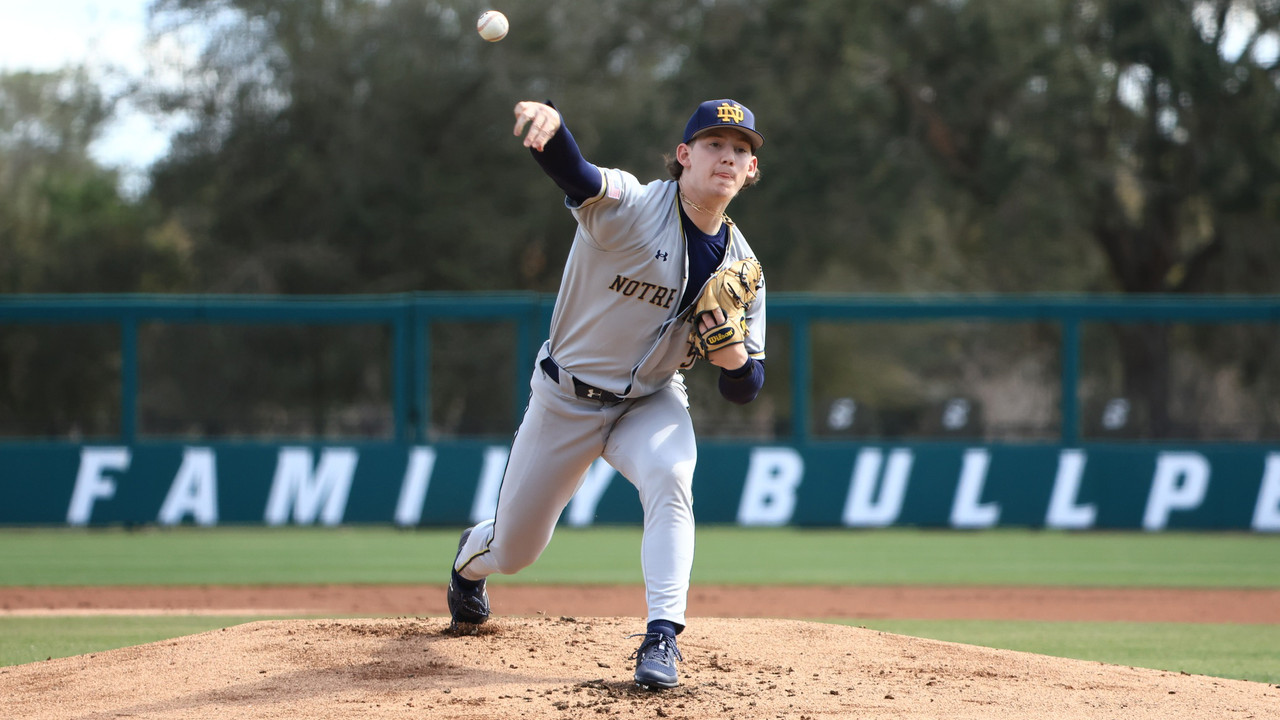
0 443 1277 530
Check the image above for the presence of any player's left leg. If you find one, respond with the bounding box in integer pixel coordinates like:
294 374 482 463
457 376 611 581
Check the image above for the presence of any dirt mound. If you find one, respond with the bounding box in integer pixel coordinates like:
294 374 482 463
2 616 1274 719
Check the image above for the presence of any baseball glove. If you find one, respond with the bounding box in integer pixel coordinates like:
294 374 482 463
689 257 763 358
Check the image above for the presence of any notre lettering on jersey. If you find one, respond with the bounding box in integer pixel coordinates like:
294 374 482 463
608 274 678 309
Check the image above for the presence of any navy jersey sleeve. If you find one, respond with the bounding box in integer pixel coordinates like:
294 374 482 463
531 111 603 205
718 358 765 405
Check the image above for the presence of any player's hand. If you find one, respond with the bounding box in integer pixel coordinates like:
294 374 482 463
699 307 749 370
513 101 561 152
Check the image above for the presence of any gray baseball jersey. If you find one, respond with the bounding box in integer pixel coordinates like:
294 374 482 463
547 167 766 396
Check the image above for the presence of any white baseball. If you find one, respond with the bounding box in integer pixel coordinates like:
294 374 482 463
477 10 509 42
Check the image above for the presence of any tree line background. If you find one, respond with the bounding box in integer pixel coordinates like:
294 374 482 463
2 0 1279 440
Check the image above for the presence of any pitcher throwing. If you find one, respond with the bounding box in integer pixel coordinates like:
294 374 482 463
448 97 768 690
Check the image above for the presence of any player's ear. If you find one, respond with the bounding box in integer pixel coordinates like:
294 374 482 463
676 143 692 168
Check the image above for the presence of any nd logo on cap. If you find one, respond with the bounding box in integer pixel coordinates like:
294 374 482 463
682 98 765 149
715 102 746 125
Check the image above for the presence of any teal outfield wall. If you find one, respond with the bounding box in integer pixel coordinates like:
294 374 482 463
2 441 1277 531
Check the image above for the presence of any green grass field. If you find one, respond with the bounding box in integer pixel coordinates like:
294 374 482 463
3 526 1277 586
1 526 1277 682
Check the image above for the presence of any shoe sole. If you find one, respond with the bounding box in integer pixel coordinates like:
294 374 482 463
634 678 678 690
634 669 678 690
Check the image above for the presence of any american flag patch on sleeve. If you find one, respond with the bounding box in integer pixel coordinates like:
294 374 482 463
607 183 622 200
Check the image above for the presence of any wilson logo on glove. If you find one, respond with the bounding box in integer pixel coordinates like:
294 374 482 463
706 328 736 345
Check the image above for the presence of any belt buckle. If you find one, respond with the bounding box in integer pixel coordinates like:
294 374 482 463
573 378 617 403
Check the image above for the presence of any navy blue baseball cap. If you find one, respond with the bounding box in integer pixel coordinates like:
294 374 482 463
682 99 764 149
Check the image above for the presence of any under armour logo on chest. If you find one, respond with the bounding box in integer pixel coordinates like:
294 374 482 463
655 251 669 261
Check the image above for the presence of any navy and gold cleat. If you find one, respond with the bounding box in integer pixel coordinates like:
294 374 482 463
447 527 489 627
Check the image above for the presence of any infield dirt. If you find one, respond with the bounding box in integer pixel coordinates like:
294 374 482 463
1 585 1277 719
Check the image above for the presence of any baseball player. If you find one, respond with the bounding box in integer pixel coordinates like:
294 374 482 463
448 98 767 690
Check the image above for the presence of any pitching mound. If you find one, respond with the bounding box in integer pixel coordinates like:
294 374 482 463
2 616 1275 719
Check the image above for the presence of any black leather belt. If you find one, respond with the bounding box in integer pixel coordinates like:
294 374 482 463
540 357 623 403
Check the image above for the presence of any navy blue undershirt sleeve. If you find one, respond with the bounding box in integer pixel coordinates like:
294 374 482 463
530 112 602 205
719 358 765 405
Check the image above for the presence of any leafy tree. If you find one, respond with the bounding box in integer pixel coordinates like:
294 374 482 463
0 68 191 293
687 0 1280 296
